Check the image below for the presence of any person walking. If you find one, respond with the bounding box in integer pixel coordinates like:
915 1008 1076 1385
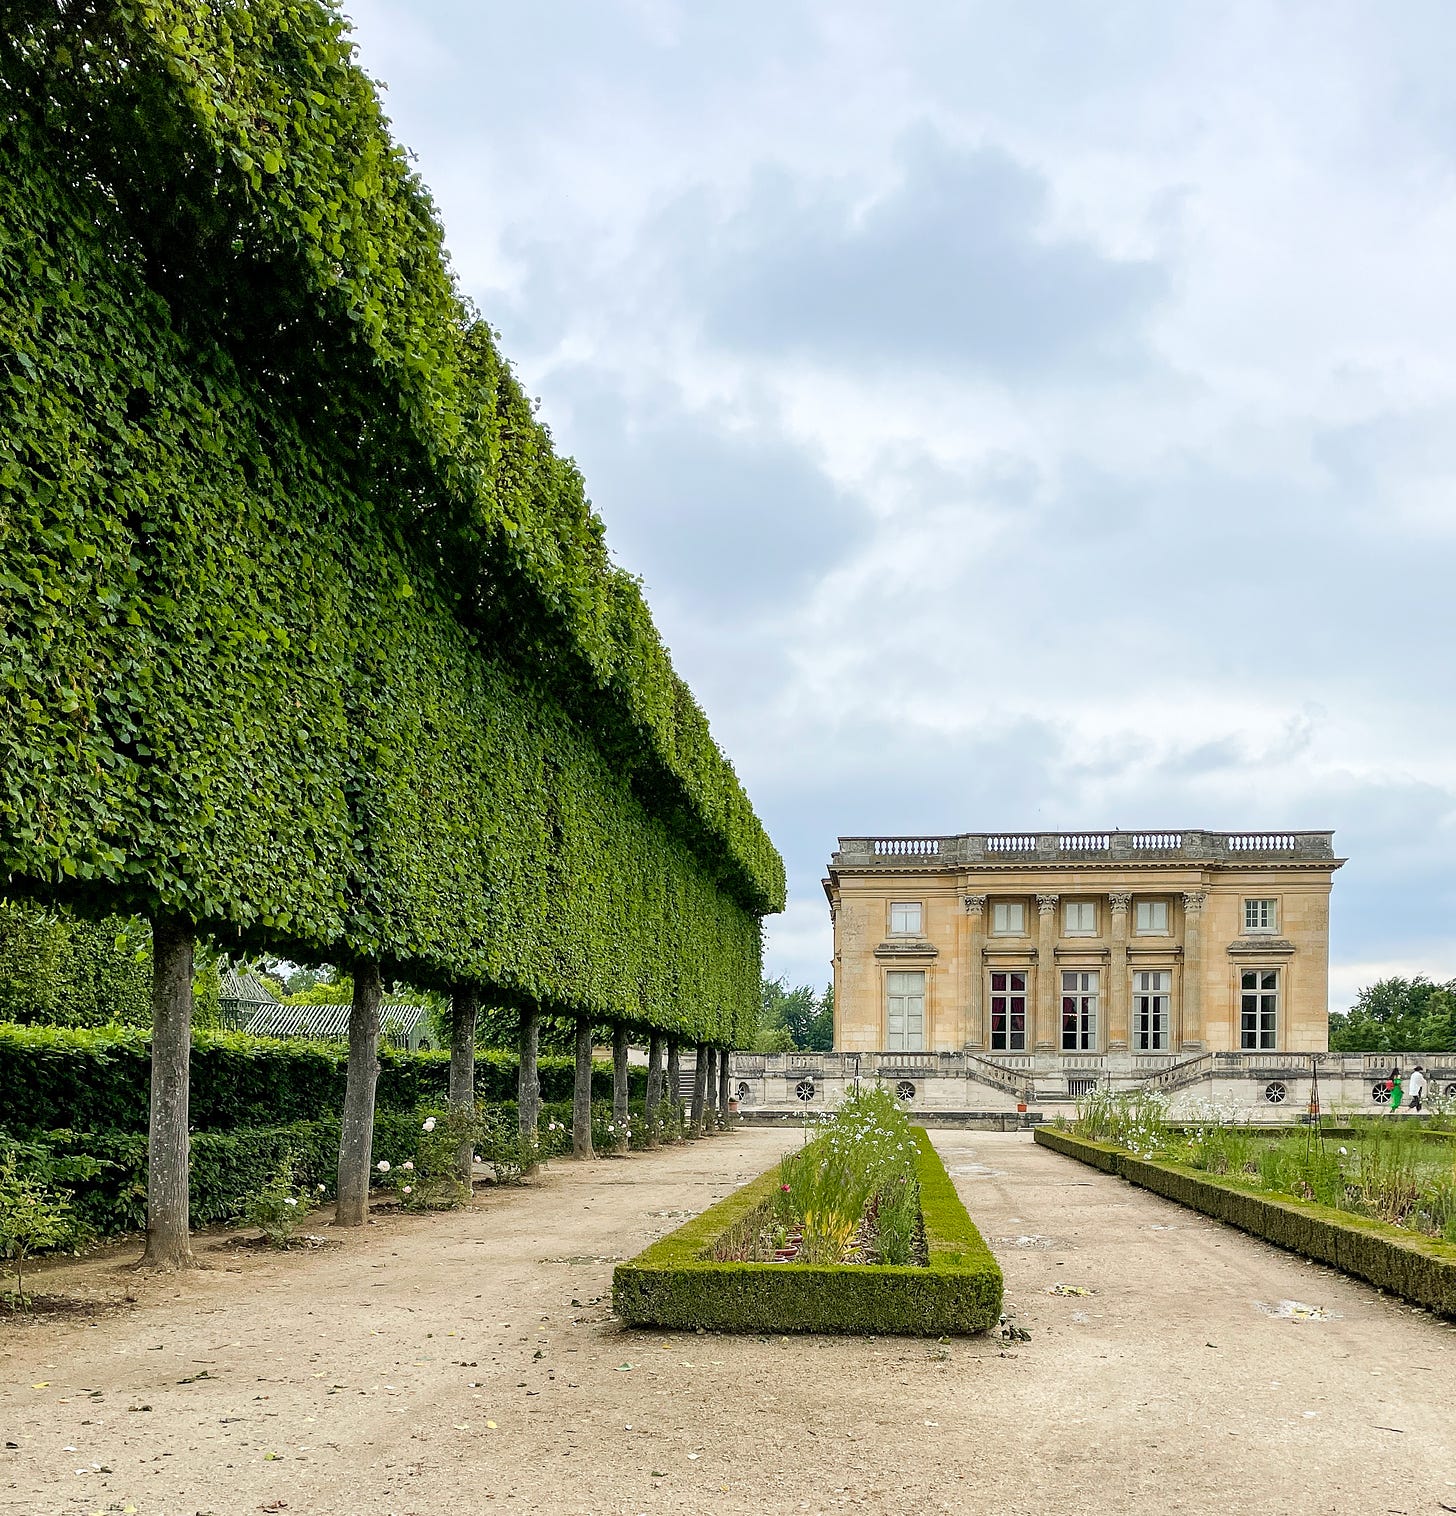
1408 1064 1427 1114
1389 1066 1404 1112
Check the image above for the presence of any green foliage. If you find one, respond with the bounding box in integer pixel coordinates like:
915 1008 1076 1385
241 1151 318 1245
0 1020 646 1135
383 1112 471 1211
0 2 781 1051
776 1085 921 1264
1329 976 1456 1053
1037 1126 1456 1319
0 1152 80 1303
613 1129 1003 1335
756 978 834 1053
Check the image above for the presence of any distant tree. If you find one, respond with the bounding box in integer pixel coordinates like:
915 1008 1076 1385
1328 976 1456 1053
755 977 834 1052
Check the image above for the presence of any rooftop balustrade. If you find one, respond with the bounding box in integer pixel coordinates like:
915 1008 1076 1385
834 829 1337 867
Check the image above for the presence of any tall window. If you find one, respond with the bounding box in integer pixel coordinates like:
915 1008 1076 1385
992 901 1026 934
989 970 1027 1051
1061 971 1098 1051
1063 900 1096 936
886 970 926 1050
889 901 922 935
1134 970 1171 1051
1135 899 1169 934
1240 969 1278 1050
1243 898 1277 933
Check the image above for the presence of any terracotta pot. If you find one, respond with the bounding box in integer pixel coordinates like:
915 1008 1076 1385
728 1098 739 1113
1016 1102 1028 1113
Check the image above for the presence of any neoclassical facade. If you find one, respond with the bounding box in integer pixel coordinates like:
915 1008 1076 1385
825 830 1343 1069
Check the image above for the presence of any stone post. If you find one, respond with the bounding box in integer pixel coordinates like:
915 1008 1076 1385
1035 894 1059 1052
1182 891 1206 1051
962 895 986 1050
1107 892 1131 1053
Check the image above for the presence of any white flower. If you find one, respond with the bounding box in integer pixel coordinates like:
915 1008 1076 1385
283 1197 297 1207
317 1184 326 1193
422 1117 437 1133
377 1160 391 1173
402 1185 412 1195
1339 1146 1348 1155
473 1155 482 1164
402 1160 415 1171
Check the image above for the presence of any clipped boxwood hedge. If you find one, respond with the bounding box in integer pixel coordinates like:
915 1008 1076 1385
1035 1127 1456 1319
613 1130 1003 1336
0 1021 646 1135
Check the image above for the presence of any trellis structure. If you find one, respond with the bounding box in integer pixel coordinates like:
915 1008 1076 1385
0 0 782 1265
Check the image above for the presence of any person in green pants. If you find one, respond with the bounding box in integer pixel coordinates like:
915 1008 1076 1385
1388 1066 1404 1112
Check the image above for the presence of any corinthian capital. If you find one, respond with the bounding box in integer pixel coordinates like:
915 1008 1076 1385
1182 890 1207 915
1108 891 1132 912
1036 893 1060 917
962 894 987 915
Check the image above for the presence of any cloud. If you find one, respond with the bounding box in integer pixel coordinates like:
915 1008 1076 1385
695 127 1166 378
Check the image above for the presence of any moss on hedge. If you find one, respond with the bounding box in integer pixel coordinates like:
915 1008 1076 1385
612 1129 1003 1336
1035 1127 1456 1319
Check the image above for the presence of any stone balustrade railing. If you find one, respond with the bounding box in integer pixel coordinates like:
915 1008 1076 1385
835 829 1337 866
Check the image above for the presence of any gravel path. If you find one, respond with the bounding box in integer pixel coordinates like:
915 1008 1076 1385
1 1127 1452 1516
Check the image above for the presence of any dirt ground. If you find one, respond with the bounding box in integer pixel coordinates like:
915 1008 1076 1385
1 1127 1454 1516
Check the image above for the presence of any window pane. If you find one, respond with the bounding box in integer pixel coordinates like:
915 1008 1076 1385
1262 971 1278 991
1010 972 1026 991
1241 971 1258 990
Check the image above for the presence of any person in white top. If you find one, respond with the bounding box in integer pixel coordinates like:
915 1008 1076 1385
1407 1065 1427 1113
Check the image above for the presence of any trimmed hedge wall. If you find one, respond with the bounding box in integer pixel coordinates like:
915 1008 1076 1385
1035 1127 1456 1319
0 1021 646 1135
0 4 782 1048
613 1130 1003 1336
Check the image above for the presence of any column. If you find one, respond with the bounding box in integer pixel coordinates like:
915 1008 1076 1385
1035 894 1059 1052
962 894 987 1049
1182 891 1206 1051
1107 892 1131 1053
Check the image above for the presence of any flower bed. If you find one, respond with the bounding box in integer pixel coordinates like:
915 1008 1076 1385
612 1099 1002 1335
1035 1127 1456 1319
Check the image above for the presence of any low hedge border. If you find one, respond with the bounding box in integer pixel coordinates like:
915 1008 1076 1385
612 1129 1003 1335
0 1021 646 1134
1034 1126 1456 1318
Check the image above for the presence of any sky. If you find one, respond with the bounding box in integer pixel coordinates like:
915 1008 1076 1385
343 1 1456 1011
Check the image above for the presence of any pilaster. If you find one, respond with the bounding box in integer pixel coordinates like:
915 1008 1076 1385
1108 891 1131 1052
1035 894 1059 1051
1182 891 1206 1052
962 894 986 1050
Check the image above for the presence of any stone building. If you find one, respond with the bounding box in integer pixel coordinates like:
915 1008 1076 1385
722 828 1413 1122
824 829 1343 1067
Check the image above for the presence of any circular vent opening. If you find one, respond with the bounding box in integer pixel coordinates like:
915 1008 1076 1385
895 1080 916 1101
1371 1082 1392 1104
1264 1081 1287 1105
794 1078 816 1103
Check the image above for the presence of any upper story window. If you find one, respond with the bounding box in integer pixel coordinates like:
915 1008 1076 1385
1240 969 1278 1050
1134 899 1169 935
1063 900 1097 936
889 901 922 935
991 900 1026 935
1244 898 1278 934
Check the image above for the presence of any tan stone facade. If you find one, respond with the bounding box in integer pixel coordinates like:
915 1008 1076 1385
825 831 1343 1062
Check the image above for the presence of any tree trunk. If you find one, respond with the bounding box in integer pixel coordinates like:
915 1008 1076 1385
572 1016 594 1159
335 960 383 1226
689 1042 708 1137
449 984 479 1188
612 1023 630 1152
644 1034 665 1147
518 1007 540 1175
139 915 195 1271
719 1044 733 1124
666 1042 683 1141
701 1046 717 1133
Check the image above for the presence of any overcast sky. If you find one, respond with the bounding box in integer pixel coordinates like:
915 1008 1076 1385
345 1 1456 1011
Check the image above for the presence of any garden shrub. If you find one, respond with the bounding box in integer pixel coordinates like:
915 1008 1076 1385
0 1021 645 1134
613 1130 1003 1335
